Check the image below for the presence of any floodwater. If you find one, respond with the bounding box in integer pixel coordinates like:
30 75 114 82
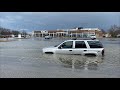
0 37 120 78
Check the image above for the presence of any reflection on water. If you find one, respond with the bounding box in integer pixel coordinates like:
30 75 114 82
42 54 104 70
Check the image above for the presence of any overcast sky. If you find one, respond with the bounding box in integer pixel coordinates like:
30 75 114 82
0 12 120 32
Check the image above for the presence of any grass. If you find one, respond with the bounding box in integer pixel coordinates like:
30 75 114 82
0 40 9 42
0 38 16 42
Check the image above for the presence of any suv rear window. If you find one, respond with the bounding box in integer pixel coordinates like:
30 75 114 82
87 41 103 48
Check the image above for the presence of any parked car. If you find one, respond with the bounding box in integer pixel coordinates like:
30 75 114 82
45 36 52 39
89 34 96 40
42 39 104 56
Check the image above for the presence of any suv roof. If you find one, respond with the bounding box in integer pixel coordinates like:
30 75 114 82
65 39 99 42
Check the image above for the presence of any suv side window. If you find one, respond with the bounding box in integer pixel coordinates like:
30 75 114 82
75 41 87 48
60 41 73 48
87 41 103 48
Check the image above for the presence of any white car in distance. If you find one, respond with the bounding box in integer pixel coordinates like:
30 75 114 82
45 36 52 39
90 34 96 40
42 39 104 56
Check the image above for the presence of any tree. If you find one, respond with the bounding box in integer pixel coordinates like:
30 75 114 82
0 26 29 38
0 27 11 35
101 29 106 34
21 30 27 35
11 30 20 35
108 25 120 37
21 30 27 38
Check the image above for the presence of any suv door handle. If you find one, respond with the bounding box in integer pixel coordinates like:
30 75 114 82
69 50 72 51
84 50 87 51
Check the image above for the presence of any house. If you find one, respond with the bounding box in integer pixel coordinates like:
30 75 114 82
117 34 120 37
103 33 111 38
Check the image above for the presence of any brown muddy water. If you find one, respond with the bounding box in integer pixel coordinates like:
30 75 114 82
0 37 120 78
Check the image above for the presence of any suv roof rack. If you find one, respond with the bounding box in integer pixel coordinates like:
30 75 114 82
71 38 97 40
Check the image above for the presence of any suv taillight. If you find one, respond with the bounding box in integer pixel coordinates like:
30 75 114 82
102 49 105 56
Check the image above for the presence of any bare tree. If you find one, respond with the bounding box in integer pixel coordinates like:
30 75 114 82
101 29 106 34
0 26 21 38
108 25 120 37
11 30 20 35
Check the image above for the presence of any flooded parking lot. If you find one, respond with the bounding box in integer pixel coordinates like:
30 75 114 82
0 38 120 78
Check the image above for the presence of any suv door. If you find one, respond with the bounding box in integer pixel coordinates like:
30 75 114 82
73 41 88 55
56 41 74 54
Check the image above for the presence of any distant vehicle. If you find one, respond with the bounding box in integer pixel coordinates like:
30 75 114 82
16 34 25 39
89 34 96 40
42 39 105 56
45 36 52 39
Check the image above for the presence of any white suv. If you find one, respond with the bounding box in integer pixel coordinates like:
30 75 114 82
90 35 96 40
42 39 104 56
45 35 52 39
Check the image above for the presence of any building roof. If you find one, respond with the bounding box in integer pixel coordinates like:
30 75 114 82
80 28 101 31
34 31 41 33
33 28 102 34
48 30 64 33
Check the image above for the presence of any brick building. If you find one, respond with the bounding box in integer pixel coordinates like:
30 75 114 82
33 28 103 38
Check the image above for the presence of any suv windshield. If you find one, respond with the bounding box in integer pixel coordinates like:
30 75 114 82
54 41 63 47
87 41 103 48
54 43 60 47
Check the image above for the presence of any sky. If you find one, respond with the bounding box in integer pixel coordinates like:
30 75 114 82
0 12 120 32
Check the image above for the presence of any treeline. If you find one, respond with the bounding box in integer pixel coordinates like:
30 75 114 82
108 25 120 37
1 25 120 38
0 27 27 38
0 27 12 35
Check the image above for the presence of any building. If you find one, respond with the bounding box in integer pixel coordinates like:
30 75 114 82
117 34 120 37
33 30 67 37
33 27 103 38
67 28 103 38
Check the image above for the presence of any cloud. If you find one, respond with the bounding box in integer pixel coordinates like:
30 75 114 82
0 12 120 31
19 28 28 31
0 15 23 24
0 18 15 23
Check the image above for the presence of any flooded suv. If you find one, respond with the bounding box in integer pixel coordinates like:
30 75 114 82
42 39 104 56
